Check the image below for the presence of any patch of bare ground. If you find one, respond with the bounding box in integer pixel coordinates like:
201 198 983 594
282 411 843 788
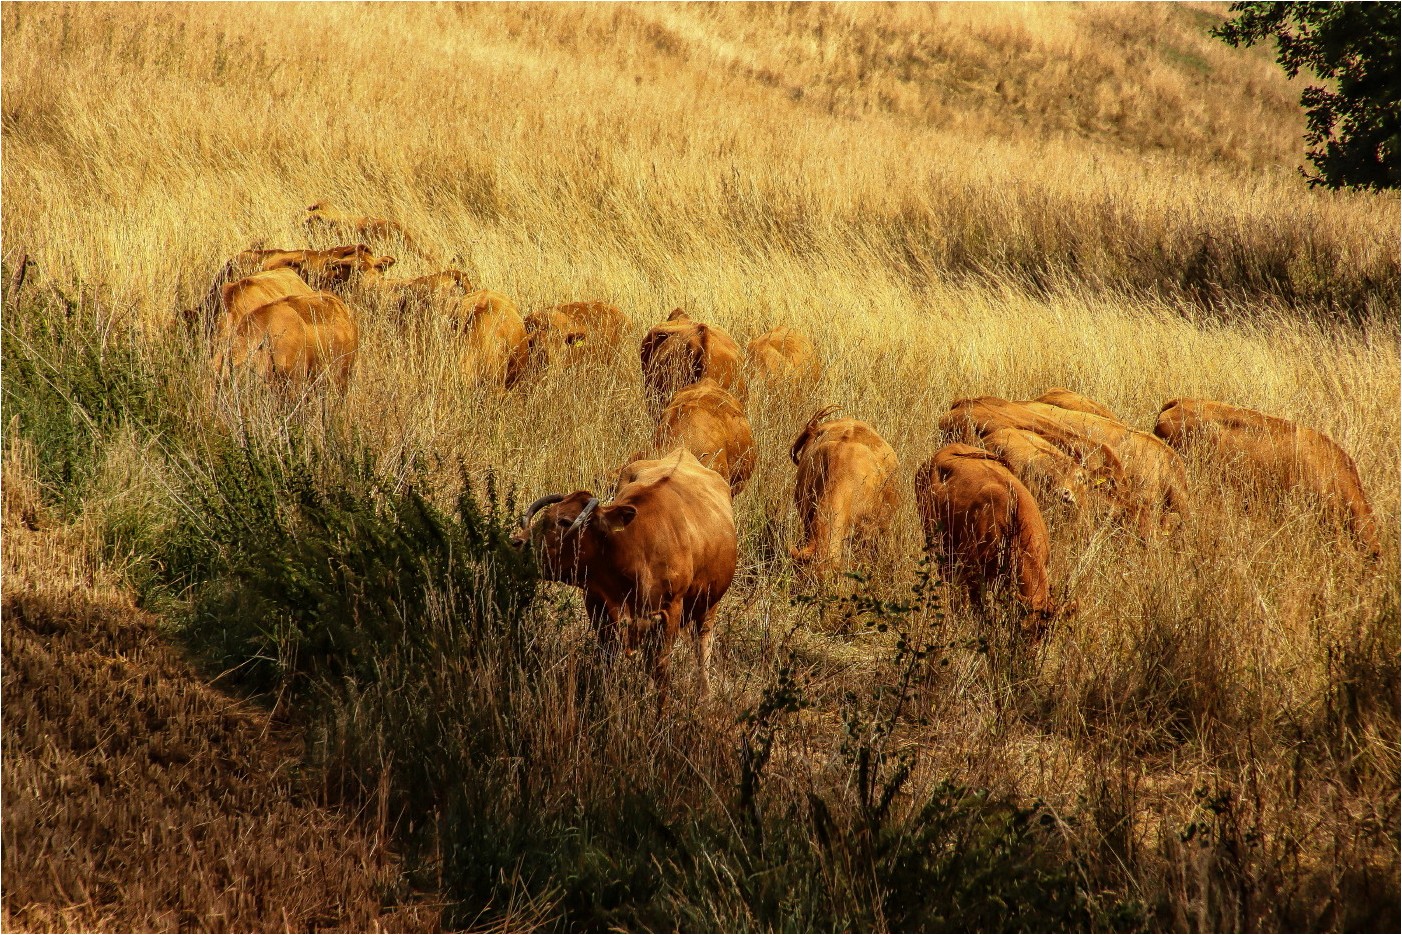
0 452 440 933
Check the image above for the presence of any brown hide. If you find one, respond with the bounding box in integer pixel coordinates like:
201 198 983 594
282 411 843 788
940 396 1163 536
195 245 390 333
514 448 737 698
639 309 746 417
252 244 395 289
213 269 317 365
523 309 589 372
1155 398 1380 555
1021 401 1190 532
654 379 756 496
304 202 421 254
548 301 628 352
981 427 1094 511
362 269 471 320
746 326 821 383
789 410 899 573
1032 387 1118 421
220 269 316 327
225 292 359 392
914 443 1061 639
453 290 529 389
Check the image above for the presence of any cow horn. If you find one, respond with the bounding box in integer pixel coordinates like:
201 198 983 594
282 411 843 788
567 497 600 534
522 493 565 525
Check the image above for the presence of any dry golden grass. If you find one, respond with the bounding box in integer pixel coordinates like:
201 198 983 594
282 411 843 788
2 2 1398 930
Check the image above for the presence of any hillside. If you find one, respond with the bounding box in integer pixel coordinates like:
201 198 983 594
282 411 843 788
1 441 439 932
2 3 1398 931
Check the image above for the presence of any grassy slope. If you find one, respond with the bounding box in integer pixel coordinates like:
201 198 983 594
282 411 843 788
2 2 1398 930
1 439 440 933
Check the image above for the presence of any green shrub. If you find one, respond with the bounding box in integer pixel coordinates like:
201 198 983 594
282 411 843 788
154 432 537 697
1 281 183 511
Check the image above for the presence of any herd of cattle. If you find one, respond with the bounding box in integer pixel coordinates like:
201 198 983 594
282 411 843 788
197 204 1385 699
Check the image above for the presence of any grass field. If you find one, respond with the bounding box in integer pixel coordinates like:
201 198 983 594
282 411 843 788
3 2 1398 931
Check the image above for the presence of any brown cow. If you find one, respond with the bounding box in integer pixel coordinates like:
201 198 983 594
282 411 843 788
221 292 359 393
639 309 746 416
215 269 317 351
304 201 422 254
548 301 628 351
512 448 737 699
747 326 821 384
1021 401 1190 532
522 309 588 371
914 443 1066 640
1032 387 1118 421
980 427 1097 512
362 269 472 323
1154 398 1381 555
253 244 395 288
653 378 756 496
940 397 1163 536
789 407 900 572
453 289 530 389
192 245 392 334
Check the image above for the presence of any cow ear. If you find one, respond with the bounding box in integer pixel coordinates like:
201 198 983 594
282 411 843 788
667 308 688 321
599 503 637 534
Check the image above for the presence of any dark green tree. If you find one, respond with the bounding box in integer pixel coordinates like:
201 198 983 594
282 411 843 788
1213 2 1399 190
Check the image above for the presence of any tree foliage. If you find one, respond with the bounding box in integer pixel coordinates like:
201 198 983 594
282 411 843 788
1213 2 1399 190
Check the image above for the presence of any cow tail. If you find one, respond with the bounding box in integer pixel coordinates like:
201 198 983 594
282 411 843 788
791 405 840 464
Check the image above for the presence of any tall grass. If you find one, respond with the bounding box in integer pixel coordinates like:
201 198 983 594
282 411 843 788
3 3 1398 931
3 4 1397 322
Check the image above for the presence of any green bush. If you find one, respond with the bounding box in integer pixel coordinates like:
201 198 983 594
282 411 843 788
1 280 184 511
154 433 538 698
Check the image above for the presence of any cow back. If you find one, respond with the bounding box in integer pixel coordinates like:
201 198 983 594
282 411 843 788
747 326 820 383
605 448 737 605
1032 388 1118 421
640 313 746 414
1156 398 1379 554
655 380 756 495
220 269 317 338
456 290 529 388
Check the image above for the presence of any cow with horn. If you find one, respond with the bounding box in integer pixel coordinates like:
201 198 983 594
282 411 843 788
511 448 738 703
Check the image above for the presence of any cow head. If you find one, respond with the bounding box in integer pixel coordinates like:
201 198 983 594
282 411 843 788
513 490 638 583
303 202 343 232
1057 467 1096 507
641 318 708 410
524 311 587 359
323 245 395 281
1022 598 1078 644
